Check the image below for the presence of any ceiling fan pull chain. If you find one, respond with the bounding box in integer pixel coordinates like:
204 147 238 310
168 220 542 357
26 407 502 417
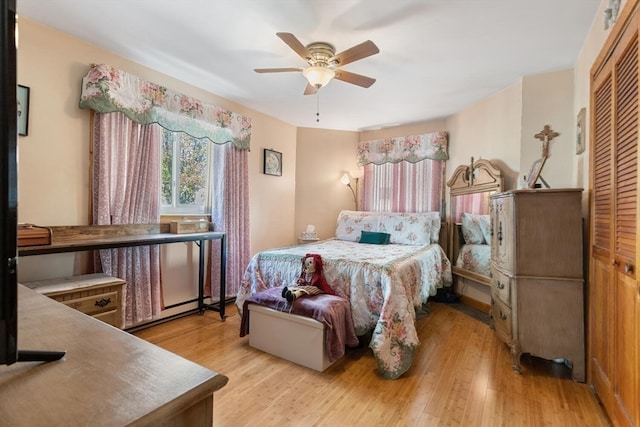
316 92 320 122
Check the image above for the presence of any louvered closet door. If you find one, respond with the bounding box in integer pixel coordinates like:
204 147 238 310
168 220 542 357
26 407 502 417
590 8 640 426
614 32 639 427
590 61 615 415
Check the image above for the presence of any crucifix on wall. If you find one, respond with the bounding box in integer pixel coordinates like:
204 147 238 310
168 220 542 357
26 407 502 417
534 124 559 158
526 125 559 188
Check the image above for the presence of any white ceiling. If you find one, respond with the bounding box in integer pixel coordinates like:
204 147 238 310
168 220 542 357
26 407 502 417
17 0 601 132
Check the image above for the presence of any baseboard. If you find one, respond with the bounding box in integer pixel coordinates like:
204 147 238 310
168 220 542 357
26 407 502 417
457 294 491 314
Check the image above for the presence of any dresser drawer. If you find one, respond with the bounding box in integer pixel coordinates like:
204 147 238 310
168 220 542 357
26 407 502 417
491 266 511 307
492 297 512 343
22 273 125 329
57 291 119 316
93 309 118 327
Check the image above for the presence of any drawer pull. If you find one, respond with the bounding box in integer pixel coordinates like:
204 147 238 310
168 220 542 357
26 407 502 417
95 298 112 308
624 263 634 274
497 282 505 290
500 312 507 320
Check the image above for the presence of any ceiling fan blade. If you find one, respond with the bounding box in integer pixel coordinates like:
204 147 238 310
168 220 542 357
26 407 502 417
276 32 312 62
329 40 379 67
334 70 376 88
254 67 304 73
304 83 318 96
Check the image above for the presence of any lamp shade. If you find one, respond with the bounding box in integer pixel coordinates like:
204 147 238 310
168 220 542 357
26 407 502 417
340 173 351 185
303 66 335 88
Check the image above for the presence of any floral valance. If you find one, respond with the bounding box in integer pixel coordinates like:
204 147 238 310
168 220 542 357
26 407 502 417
79 64 251 150
358 131 449 165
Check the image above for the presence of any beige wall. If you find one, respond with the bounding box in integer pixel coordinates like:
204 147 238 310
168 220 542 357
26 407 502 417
16 19 298 293
521 69 575 189
295 128 359 242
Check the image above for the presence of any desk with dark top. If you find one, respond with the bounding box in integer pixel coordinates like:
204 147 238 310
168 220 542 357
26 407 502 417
18 224 227 320
0 285 228 426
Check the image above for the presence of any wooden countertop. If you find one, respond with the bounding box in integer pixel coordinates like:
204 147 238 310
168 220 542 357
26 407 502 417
0 285 228 426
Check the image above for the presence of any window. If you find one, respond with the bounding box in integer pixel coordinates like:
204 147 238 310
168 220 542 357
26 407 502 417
160 129 210 214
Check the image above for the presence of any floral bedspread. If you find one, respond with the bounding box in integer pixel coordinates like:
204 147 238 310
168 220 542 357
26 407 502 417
236 239 452 379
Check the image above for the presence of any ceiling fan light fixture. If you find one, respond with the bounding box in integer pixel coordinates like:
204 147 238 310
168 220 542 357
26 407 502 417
303 66 335 88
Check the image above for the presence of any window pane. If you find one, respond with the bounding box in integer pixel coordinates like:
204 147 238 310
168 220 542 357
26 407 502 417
159 130 210 215
160 131 174 206
177 133 208 206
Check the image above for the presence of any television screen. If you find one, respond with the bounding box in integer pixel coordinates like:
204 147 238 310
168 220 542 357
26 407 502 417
0 0 18 366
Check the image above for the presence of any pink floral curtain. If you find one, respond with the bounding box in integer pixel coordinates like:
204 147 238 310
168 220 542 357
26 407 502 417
207 142 250 300
358 131 448 213
358 132 449 166
80 64 252 149
361 160 443 213
93 112 162 328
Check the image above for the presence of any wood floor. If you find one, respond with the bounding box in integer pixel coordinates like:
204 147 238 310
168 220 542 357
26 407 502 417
133 301 611 427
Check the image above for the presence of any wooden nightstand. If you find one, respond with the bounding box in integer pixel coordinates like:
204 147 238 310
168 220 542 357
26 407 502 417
22 273 125 329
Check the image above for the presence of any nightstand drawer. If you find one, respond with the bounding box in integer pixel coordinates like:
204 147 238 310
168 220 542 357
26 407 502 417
58 291 118 316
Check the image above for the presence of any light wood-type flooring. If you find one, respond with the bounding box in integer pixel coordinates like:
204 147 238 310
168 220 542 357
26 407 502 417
133 301 610 427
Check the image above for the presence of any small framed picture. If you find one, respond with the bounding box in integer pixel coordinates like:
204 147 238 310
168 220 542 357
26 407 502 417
263 148 282 176
526 157 547 189
576 107 586 155
17 85 30 136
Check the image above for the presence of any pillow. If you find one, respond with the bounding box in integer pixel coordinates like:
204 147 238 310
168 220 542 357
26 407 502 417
335 211 379 242
461 213 490 244
478 215 491 244
359 231 391 245
425 211 441 243
377 213 433 245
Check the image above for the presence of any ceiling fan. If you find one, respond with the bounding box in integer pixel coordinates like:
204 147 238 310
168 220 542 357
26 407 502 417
255 32 380 95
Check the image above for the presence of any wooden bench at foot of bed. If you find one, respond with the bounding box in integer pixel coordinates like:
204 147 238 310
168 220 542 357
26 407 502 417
240 287 359 372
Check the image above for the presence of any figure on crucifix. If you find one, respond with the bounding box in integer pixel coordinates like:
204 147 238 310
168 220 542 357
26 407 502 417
534 125 559 158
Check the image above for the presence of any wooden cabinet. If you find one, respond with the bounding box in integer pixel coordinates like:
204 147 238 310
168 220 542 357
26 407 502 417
490 189 585 382
589 1 640 425
23 273 125 328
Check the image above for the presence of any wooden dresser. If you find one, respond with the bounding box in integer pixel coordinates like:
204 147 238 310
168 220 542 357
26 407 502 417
0 285 228 426
23 273 125 328
489 189 584 381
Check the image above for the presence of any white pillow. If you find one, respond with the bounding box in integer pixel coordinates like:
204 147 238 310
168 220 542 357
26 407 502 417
461 213 489 244
377 213 436 245
335 212 379 242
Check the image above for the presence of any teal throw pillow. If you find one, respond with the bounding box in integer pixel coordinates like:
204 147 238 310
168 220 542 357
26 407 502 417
360 231 391 245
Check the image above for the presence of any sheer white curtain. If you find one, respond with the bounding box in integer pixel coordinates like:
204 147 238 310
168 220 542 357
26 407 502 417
207 142 250 300
93 112 162 328
361 160 443 213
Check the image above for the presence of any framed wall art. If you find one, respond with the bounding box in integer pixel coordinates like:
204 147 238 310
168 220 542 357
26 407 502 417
17 85 29 136
263 148 282 176
576 107 586 155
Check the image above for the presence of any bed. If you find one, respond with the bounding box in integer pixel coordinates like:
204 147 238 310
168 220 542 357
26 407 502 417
236 210 452 379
